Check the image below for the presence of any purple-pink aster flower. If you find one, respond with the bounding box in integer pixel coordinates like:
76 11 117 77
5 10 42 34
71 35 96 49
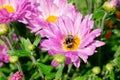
0 43 9 67
110 0 117 6
10 71 24 80
0 0 39 24
27 0 76 36
40 13 105 68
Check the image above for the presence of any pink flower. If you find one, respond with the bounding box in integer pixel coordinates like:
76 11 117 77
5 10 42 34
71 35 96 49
19 0 41 24
10 71 24 80
0 43 9 67
27 0 76 36
110 0 117 6
40 12 105 68
0 0 38 24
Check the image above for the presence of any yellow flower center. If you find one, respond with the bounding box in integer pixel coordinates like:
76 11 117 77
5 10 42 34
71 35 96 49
63 35 81 51
0 5 15 13
46 15 58 23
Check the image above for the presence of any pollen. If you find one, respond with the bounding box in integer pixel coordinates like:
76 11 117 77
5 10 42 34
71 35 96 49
46 15 58 23
0 5 15 13
63 35 81 51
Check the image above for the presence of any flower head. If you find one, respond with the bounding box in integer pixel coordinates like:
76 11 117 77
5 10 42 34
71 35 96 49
38 0 75 23
0 43 9 67
0 0 38 24
10 71 24 80
40 12 105 68
27 0 76 36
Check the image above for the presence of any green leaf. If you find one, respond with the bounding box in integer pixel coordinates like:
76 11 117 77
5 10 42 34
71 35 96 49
45 73 55 80
74 76 85 80
20 37 32 50
55 65 64 79
37 63 53 75
92 7 105 20
30 71 40 80
114 46 120 57
67 0 73 3
8 50 30 56
108 71 115 80
0 39 4 44
0 68 12 73
112 57 120 68
0 75 7 80
33 34 41 46
93 75 102 80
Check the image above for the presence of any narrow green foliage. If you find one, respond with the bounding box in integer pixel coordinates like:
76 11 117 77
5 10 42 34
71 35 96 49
8 50 30 56
30 71 40 80
114 46 120 57
33 34 41 46
20 37 32 51
92 7 105 20
67 0 73 3
55 65 64 79
0 75 7 80
37 63 53 75
108 71 115 80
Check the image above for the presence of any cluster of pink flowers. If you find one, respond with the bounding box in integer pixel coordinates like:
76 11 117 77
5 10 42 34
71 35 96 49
0 43 9 67
10 71 24 80
0 0 105 68
0 0 39 24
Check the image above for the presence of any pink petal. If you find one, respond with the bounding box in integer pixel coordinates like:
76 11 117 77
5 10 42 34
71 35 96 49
73 58 80 68
51 60 59 67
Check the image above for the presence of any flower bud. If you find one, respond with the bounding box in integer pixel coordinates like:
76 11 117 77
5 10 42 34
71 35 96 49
102 0 117 12
10 71 24 80
106 63 114 71
92 66 101 74
0 24 8 35
28 44 35 51
54 54 66 64
9 56 18 63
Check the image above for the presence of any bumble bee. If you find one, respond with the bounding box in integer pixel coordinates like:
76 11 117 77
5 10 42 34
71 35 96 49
64 35 75 48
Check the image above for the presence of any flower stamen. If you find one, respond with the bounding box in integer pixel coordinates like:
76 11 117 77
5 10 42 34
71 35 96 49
46 15 58 23
63 35 80 51
0 5 15 13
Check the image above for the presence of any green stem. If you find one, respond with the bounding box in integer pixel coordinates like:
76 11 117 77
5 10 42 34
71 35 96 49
67 64 72 73
85 0 89 10
91 74 95 80
97 12 108 65
16 62 23 73
6 36 25 79
88 0 93 13
6 36 14 50
16 62 25 80
65 64 72 80
29 53 44 79
101 12 108 30
6 24 25 79
55 64 64 80
103 71 108 80
0 71 7 79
